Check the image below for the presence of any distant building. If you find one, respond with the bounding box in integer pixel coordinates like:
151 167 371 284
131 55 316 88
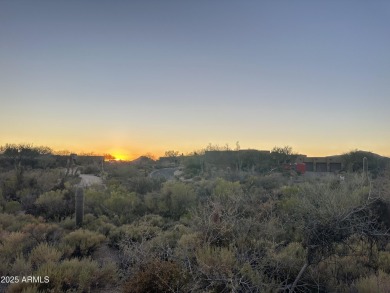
297 155 343 172
156 156 180 167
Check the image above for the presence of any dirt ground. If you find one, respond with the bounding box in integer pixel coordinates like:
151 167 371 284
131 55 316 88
78 174 103 187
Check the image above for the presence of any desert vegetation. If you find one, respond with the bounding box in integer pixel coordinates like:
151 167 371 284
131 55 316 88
0 144 390 292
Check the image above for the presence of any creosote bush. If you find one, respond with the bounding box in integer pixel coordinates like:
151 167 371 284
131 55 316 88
0 213 40 232
62 229 106 257
29 242 62 269
123 259 188 293
9 254 32 277
35 189 72 220
0 232 35 264
22 222 63 244
145 181 196 219
352 270 390 293
9 258 117 293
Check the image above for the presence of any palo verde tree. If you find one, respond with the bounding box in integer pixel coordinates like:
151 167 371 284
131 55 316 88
164 150 180 166
0 144 52 190
0 143 52 169
270 145 297 167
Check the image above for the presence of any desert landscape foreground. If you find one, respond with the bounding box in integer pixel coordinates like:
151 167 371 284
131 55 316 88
0 144 390 292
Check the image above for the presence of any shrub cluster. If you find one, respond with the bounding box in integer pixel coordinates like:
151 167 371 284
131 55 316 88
0 156 390 292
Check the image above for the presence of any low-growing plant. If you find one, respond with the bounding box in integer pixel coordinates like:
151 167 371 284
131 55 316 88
103 188 141 224
10 257 117 293
212 178 243 201
151 181 197 219
123 259 188 293
21 222 63 244
75 187 84 227
84 187 110 216
352 270 390 292
9 254 32 276
268 242 306 278
0 213 40 232
4 200 22 214
378 251 390 274
59 216 77 230
0 232 35 261
195 245 237 291
34 189 72 220
29 242 62 269
62 229 106 257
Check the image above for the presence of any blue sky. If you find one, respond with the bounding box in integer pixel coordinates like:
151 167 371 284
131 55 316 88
1 0 389 158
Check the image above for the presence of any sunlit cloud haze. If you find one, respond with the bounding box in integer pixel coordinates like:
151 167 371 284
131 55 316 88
1 0 389 159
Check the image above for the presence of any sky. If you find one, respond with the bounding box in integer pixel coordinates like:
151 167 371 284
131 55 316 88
1 0 389 160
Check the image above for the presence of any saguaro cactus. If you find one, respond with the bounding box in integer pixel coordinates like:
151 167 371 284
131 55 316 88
75 187 84 227
362 157 369 185
363 157 368 174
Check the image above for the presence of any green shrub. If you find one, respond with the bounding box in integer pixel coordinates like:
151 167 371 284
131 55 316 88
196 245 236 277
119 222 162 243
128 176 162 194
84 187 110 216
183 156 203 176
17 188 39 213
35 168 62 192
139 214 166 227
146 227 189 257
280 185 300 197
62 229 106 257
352 270 390 292
0 212 17 230
212 178 243 200
103 188 141 223
82 215 116 238
0 213 40 232
21 222 63 244
9 254 32 276
0 187 5 209
29 243 62 269
195 245 237 291
0 171 18 199
11 258 117 293
123 259 188 293
175 232 202 261
82 213 96 226
35 190 71 220
0 232 34 261
59 216 77 230
105 163 139 180
268 242 306 277
0 232 35 275
317 254 372 289
144 191 160 214
4 200 22 214
257 173 286 190
379 251 390 273
82 164 100 175
155 181 197 219
107 226 123 248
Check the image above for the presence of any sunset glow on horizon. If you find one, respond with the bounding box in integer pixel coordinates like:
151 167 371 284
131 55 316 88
110 152 132 162
1 1 389 158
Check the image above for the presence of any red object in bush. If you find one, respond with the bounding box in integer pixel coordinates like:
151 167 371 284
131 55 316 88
295 163 306 174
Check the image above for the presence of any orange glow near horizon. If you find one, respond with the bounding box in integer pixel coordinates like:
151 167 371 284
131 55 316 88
110 153 131 161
